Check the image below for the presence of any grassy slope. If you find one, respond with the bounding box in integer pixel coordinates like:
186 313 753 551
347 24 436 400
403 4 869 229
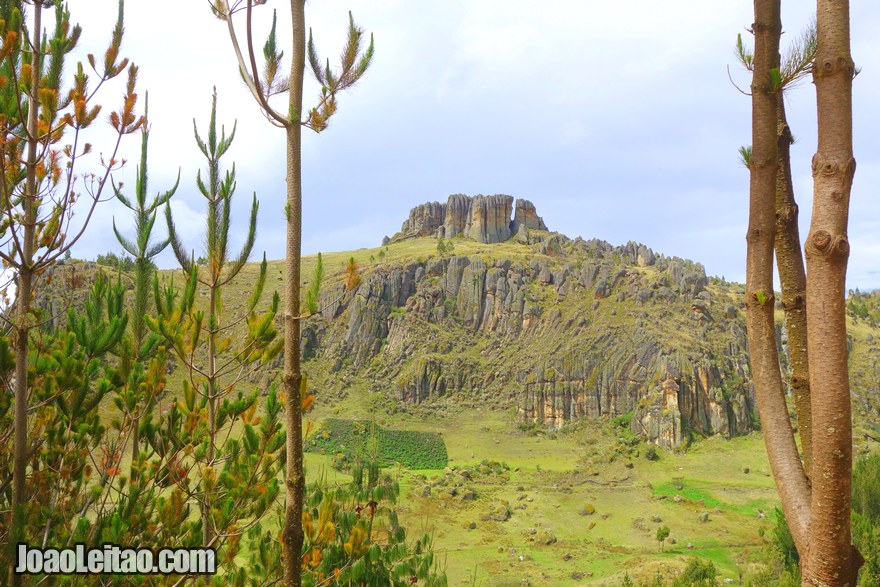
59 233 880 585
306 383 778 586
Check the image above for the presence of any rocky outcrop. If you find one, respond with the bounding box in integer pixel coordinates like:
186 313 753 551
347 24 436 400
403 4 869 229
466 195 513 243
512 199 547 233
396 194 546 244
400 201 446 238
303 230 759 448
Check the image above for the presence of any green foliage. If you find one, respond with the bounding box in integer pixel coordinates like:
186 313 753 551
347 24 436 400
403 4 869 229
305 10 375 131
305 252 324 315
96 250 138 272
146 90 284 581
436 237 447 255
754 290 768 305
847 289 880 325
735 33 753 71
671 558 718 587
306 419 449 469
620 573 636 587
656 525 670 552
112 95 179 347
0 274 138 569
738 145 752 169
239 463 447 587
167 89 257 281
613 410 634 429
645 445 660 461
771 507 799 575
853 454 880 586
852 453 880 521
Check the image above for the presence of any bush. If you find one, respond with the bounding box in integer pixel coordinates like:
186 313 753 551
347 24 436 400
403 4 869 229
672 558 717 586
95 251 137 271
853 453 880 586
645 445 660 461
772 507 799 575
852 453 880 522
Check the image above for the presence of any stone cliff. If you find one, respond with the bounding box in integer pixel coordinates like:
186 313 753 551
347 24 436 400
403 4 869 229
304 224 757 449
396 194 547 244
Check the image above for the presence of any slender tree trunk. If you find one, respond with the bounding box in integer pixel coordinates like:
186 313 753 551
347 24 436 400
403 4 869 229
775 91 812 474
282 1 306 584
801 1 859 583
130 258 150 469
204 283 217 549
746 0 812 555
10 5 43 585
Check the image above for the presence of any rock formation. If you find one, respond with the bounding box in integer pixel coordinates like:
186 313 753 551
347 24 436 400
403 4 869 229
396 194 547 244
304 229 757 449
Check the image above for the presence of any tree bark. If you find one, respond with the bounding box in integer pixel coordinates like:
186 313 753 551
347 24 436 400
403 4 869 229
775 92 812 474
745 0 812 556
281 1 306 585
802 0 859 583
10 5 43 585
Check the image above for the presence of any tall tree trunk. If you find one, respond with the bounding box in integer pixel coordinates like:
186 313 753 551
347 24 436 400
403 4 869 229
10 5 43 585
282 1 306 584
775 90 812 474
802 0 859 583
204 283 217 549
745 0 812 555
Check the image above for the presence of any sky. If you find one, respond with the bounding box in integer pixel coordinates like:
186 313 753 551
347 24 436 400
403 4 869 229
50 1 880 289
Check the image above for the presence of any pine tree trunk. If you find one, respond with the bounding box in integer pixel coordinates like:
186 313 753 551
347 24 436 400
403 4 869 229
10 5 43 585
130 258 151 469
745 0 812 555
802 0 860 583
205 284 218 549
282 2 306 585
10 268 31 587
774 91 812 474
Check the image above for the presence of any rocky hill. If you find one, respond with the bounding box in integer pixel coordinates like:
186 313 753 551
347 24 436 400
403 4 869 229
32 195 880 452
294 195 763 449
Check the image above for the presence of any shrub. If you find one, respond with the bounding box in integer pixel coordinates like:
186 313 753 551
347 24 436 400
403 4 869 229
852 453 880 522
95 251 137 272
645 445 660 461
672 558 718 587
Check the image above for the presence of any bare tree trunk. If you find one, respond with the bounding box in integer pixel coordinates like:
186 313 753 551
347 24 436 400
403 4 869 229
745 0 812 555
775 93 812 474
10 5 43 585
282 1 306 584
801 0 860 583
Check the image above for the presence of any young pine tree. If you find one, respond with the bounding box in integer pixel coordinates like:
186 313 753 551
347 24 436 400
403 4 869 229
0 2 143 582
148 90 284 580
209 3 374 582
111 95 179 466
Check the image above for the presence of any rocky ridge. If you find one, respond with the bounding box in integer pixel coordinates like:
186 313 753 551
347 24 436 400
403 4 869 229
301 197 760 449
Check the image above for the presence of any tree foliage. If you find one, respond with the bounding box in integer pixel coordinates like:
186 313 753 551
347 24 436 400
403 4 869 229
148 90 284 577
0 1 143 581
209 3 376 580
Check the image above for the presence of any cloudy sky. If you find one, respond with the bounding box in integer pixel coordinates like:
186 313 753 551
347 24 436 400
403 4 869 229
61 1 880 288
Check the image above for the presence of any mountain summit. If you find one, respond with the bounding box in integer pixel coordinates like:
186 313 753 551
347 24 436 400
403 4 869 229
395 194 547 244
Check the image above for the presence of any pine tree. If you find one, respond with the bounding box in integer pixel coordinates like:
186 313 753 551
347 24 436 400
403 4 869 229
112 94 179 466
149 90 284 577
209 3 373 583
0 2 143 582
